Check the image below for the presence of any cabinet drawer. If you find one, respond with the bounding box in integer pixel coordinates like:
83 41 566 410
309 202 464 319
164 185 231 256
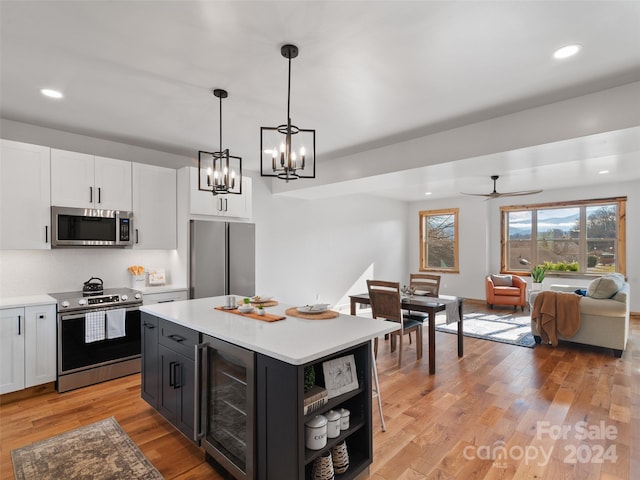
159 319 198 360
143 290 188 305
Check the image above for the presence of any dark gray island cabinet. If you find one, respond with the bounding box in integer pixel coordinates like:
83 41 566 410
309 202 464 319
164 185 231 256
140 297 398 480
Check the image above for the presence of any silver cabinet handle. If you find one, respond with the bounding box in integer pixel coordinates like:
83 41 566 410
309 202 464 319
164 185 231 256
194 342 207 442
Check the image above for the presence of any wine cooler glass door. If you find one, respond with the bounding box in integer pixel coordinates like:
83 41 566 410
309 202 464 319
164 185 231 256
204 336 254 480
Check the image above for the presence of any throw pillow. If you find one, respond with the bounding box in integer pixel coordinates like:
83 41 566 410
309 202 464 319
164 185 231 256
586 274 624 299
491 274 513 287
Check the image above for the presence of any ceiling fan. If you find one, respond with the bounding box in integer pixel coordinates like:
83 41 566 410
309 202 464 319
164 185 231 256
461 175 543 199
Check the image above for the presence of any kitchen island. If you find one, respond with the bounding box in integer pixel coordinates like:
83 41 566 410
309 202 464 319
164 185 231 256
140 296 399 480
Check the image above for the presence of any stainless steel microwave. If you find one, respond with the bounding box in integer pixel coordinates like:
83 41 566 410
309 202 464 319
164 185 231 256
51 206 134 247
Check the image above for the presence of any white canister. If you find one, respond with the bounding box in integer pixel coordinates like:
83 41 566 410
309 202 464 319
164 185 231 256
338 408 350 430
305 415 328 450
325 410 341 439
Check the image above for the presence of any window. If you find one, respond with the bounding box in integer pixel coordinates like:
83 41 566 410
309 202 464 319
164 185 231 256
419 208 459 273
501 197 626 275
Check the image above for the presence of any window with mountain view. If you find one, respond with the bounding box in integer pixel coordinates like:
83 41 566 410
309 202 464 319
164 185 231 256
501 197 626 275
419 208 459 273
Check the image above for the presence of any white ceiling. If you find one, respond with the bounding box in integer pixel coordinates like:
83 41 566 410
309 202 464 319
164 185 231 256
2 1 640 201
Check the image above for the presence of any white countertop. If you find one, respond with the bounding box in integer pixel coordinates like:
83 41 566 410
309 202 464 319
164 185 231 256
141 295 399 365
0 294 57 309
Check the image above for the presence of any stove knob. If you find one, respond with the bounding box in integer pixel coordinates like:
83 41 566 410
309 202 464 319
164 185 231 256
61 300 70 308
134 293 142 300
78 299 87 306
121 294 128 301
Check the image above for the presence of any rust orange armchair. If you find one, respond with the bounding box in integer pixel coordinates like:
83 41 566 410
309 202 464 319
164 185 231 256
485 274 527 311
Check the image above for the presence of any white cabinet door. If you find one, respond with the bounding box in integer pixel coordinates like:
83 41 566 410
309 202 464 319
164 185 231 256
51 150 132 210
94 156 132 211
189 166 219 215
51 149 94 208
0 308 25 394
24 304 56 388
224 177 252 218
132 163 177 249
0 140 51 249
189 167 252 218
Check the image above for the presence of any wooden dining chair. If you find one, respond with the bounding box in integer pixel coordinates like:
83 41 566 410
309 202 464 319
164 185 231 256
405 273 441 322
410 273 441 296
366 280 423 367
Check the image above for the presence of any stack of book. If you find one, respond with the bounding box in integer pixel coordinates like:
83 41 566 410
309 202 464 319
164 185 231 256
303 385 328 415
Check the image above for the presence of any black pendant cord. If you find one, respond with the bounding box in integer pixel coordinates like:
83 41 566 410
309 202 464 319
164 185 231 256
219 94 223 154
287 54 292 124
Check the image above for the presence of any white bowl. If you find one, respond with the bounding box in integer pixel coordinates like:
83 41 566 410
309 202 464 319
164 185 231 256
238 305 254 314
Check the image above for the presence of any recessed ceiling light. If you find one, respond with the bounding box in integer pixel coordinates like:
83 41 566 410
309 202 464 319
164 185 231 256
553 44 582 59
598 170 609 174
40 88 63 99
424 192 432 196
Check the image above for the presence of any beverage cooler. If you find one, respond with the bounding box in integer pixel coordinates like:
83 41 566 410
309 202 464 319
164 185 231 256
197 335 255 480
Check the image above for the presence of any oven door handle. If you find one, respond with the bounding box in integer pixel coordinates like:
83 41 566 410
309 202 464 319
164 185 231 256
59 305 141 321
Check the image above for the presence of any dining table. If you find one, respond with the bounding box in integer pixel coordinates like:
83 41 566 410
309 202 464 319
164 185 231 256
349 293 464 374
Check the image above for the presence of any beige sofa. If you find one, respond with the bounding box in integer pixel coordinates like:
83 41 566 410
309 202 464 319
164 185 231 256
531 282 630 357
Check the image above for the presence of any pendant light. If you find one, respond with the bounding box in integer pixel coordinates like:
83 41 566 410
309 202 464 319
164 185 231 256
260 44 316 182
198 89 242 195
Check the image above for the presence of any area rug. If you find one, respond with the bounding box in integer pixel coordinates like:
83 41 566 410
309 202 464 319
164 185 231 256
435 310 536 348
11 417 164 480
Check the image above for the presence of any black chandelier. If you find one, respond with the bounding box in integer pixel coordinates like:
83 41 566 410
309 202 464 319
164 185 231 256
198 89 242 195
260 44 315 182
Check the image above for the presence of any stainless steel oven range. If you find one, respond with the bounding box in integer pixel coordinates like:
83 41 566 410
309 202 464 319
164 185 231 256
49 287 143 392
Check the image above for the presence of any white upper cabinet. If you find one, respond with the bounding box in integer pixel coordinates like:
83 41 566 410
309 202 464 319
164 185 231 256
0 140 51 250
51 149 132 211
94 156 133 210
132 163 177 249
189 167 252 219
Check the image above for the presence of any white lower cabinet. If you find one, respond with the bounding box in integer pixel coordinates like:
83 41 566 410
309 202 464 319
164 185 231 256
0 304 56 394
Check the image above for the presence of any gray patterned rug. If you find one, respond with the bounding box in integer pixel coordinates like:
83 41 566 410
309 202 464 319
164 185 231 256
11 417 164 480
435 309 536 348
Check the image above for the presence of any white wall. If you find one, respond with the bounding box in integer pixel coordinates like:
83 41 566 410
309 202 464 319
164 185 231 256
252 176 408 311
409 179 640 312
407 195 490 301
0 248 182 297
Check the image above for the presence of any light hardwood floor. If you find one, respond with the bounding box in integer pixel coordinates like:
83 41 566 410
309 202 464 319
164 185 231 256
1 309 638 480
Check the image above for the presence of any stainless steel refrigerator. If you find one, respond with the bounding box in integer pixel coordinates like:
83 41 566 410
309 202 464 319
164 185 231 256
189 220 255 299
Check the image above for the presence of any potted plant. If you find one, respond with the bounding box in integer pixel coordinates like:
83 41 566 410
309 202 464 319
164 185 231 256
531 265 546 290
